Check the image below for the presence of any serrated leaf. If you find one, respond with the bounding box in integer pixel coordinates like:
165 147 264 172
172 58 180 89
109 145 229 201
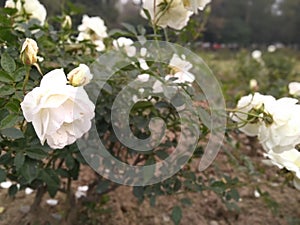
40 169 60 197
20 160 39 183
5 98 21 113
14 67 26 82
0 85 14 96
0 70 14 83
1 53 16 73
121 23 137 35
14 152 25 171
171 206 182 225
26 148 47 160
0 114 20 129
1 128 24 139
65 154 75 170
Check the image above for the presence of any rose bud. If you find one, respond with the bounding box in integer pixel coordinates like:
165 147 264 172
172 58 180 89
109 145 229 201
67 64 93 87
20 38 38 65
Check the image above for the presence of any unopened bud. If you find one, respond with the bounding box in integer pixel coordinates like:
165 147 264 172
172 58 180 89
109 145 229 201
20 38 38 65
62 15 72 29
67 64 93 87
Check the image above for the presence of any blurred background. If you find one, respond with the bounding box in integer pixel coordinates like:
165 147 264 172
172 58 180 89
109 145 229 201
1 0 299 48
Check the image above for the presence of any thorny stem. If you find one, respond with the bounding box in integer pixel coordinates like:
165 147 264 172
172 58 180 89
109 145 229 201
22 65 31 95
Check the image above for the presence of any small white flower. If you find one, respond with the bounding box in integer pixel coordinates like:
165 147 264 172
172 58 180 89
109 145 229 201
21 68 95 149
254 189 261 198
77 15 108 51
258 97 300 153
141 0 193 30
46 199 58 206
249 79 258 91
113 37 136 57
265 149 300 190
137 74 150 82
67 64 93 87
288 82 300 96
0 181 12 189
77 185 89 192
267 45 276 53
231 93 276 136
251 50 262 60
25 188 34 195
168 54 195 83
5 0 47 26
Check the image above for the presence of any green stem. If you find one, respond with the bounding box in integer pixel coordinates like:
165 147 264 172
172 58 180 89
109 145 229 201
23 66 31 95
164 28 169 42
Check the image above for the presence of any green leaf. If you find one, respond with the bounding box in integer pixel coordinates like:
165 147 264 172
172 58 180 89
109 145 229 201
5 98 21 113
0 114 20 129
171 206 182 225
1 128 24 139
0 70 14 83
0 85 14 96
180 198 192 206
121 23 137 35
13 67 26 82
1 53 16 73
20 160 39 183
40 169 60 198
65 154 75 170
8 184 18 197
14 152 25 171
0 168 6 182
26 148 48 160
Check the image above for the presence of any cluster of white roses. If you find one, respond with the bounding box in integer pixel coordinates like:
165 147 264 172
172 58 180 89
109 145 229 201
232 91 300 189
141 0 211 30
20 38 95 149
5 0 47 30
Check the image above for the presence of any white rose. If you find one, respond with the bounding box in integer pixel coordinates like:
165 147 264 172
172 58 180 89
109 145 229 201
21 69 95 149
231 92 276 136
67 64 93 87
5 0 47 26
77 15 108 51
288 82 300 96
265 149 300 190
251 50 262 61
258 97 300 153
141 0 193 30
20 38 38 65
267 45 276 53
113 37 136 57
182 0 211 13
167 54 195 83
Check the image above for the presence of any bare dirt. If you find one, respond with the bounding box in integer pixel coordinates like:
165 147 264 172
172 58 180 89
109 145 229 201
0 134 300 225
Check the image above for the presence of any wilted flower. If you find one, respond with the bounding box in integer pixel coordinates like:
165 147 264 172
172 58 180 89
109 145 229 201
182 0 211 13
5 0 47 26
167 54 195 83
21 68 95 149
20 38 38 65
67 64 93 87
258 97 300 153
113 37 136 57
77 15 108 51
231 92 276 136
288 82 300 96
265 149 300 190
141 0 192 30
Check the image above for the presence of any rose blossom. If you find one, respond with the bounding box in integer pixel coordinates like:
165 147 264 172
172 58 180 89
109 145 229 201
258 97 300 153
5 0 47 26
288 82 300 97
141 0 193 30
21 68 95 149
182 0 211 13
231 93 276 136
67 64 93 87
265 149 300 190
